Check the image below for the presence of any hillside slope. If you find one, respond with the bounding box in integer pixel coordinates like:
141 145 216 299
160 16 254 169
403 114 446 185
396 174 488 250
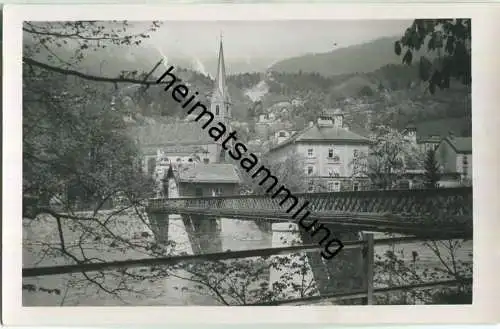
270 36 425 77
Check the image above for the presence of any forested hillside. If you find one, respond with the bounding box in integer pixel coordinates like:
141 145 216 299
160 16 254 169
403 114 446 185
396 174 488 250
23 24 470 132
235 64 470 131
269 36 428 76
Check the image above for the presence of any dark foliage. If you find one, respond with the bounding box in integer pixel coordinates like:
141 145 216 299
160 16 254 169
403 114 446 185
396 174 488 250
431 285 472 304
395 19 471 94
227 72 262 90
358 85 374 97
423 148 441 188
23 64 154 212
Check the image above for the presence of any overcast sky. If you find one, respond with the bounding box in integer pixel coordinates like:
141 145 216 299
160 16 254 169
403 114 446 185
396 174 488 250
145 20 413 60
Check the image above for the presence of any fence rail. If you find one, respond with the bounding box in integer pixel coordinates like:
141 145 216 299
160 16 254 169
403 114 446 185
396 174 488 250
23 233 471 305
248 278 473 306
23 235 468 277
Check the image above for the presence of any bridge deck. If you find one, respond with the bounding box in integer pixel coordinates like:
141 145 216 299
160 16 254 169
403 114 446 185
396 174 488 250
147 187 473 238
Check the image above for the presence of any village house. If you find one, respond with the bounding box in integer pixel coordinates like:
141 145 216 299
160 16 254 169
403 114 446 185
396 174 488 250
174 163 241 197
435 135 473 187
266 109 371 192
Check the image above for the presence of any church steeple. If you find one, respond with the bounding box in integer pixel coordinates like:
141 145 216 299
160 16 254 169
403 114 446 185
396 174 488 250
215 38 229 100
210 37 231 124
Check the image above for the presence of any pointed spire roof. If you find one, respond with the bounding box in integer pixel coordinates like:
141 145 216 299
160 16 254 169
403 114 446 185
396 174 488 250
213 38 231 103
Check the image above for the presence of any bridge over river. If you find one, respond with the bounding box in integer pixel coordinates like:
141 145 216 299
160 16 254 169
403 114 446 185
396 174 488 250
144 187 473 302
147 187 472 239
22 187 473 305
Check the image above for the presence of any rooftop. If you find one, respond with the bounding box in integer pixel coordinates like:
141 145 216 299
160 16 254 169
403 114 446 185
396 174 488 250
348 124 373 139
269 123 369 152
177 163 241 184
405 117 471 140
444 137 472 153
129 122 212 147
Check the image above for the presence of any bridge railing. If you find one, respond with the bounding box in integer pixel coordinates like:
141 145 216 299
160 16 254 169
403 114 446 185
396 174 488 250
148 195 286 211
147 187 473 229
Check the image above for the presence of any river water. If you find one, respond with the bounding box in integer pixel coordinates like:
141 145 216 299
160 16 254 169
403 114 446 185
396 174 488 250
22 212 472 306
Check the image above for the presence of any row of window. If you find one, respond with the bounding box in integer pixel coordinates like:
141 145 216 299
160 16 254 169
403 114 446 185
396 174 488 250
306 148 360 159
307 180 360 192
306 166 341 177
195 187 223 197
146 157 211 175
172 157 211 164
462 155 469 175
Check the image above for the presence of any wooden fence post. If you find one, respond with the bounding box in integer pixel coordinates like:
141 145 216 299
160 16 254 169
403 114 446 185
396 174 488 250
365 233 375 305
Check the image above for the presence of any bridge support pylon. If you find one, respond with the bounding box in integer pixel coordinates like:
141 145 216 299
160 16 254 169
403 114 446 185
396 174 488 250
321 229 366 304
148 212 170 245
254 220 272 235
181 214 223 254
296 223 365 304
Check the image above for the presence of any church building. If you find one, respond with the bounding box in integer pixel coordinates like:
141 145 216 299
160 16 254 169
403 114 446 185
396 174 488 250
130 39 241 197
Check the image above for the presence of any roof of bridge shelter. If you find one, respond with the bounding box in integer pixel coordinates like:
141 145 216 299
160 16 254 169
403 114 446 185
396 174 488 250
268 122 370 152
441 136 472 153
177 163 241 184
129 122 214 149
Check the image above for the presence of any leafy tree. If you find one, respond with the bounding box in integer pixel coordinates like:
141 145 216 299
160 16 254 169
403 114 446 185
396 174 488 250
374 237 472 305
395 19 471 94
351 125 424 189
423 148 441 188
164 248 319 305
239 150 308 194
22 21 172 303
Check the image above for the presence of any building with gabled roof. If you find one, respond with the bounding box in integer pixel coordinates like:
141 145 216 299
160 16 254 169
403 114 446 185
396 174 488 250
266 109 371 192
161 162 241 199
175 163 241 197
443 136 472 153
435 135 472 186
178 163 240 184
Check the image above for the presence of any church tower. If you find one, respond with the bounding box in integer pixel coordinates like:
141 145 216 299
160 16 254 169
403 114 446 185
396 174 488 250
210 38 232 126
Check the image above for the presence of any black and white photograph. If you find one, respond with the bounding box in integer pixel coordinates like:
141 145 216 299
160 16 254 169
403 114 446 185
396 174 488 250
3 3 499 326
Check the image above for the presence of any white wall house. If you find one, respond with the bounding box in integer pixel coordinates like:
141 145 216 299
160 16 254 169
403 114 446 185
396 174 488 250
266 109 371 192
435 136 472 186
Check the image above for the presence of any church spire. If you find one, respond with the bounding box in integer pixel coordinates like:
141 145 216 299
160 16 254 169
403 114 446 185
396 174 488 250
210 35 231 127
213 37 230 103
210 35 232 163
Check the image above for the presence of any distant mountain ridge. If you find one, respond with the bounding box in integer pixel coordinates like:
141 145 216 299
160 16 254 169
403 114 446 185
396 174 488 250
269 36 425 77
25 34 423 81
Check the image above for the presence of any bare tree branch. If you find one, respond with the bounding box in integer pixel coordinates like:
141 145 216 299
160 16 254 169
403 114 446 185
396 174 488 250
23 57 165 85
